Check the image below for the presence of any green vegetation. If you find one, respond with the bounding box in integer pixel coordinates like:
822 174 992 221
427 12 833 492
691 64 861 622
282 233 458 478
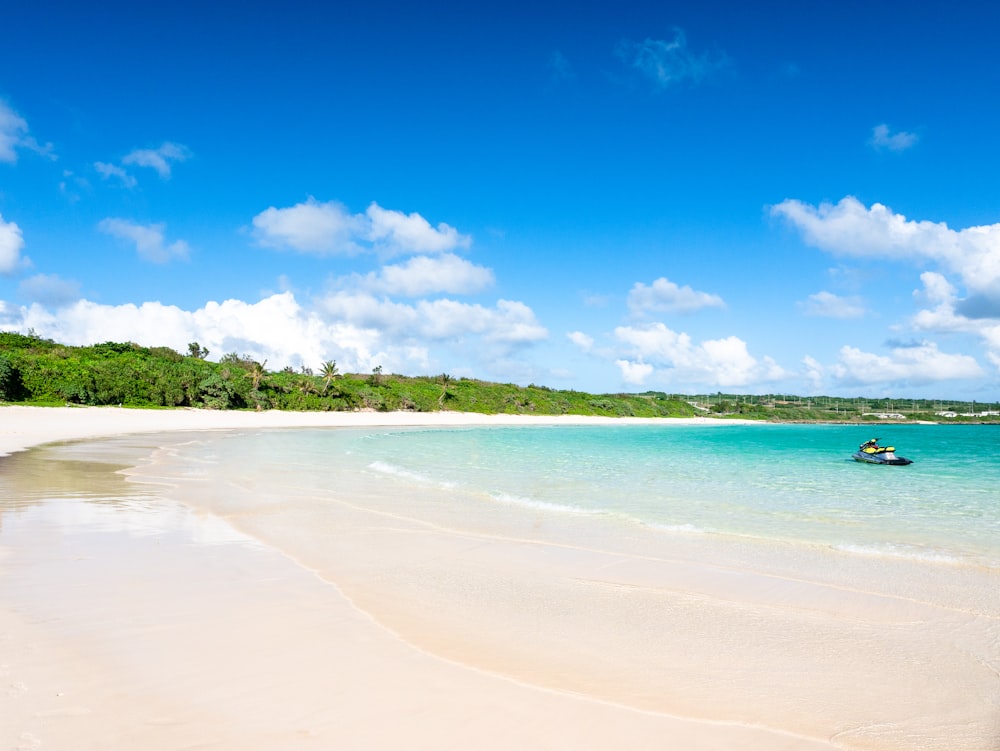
2 332 997 422
0 332 694 417
687 393 1000 424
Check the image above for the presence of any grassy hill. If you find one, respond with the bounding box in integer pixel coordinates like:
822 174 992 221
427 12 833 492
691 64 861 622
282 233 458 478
2 332 996 422
0 332 695 418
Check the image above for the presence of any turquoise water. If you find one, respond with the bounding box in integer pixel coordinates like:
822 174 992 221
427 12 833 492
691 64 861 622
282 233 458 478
214 422 1000 568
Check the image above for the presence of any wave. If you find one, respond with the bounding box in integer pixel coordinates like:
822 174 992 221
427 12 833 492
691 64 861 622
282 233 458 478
643 521 706 535
367 460 456 489
833 542 966 566
488 491 604 516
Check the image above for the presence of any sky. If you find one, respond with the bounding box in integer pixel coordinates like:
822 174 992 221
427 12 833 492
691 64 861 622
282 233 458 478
3 0 1000 400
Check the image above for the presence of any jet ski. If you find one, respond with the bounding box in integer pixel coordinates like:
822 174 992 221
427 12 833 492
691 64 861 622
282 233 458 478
853 438 912 465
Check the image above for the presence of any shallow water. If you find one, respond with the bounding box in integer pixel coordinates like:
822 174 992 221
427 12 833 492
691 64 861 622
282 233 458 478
190 422 1000 567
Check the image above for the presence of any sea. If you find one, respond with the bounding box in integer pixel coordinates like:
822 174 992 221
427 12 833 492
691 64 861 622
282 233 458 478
177 421 1000 569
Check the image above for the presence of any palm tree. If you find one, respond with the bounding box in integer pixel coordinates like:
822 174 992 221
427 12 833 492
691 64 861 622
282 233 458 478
438 373 452 407
320 360 339 394
248 360 268 392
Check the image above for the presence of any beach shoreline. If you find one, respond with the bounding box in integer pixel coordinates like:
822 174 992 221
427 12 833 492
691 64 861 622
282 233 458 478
3 405 840 751
0 404 741 458
2 406 995 750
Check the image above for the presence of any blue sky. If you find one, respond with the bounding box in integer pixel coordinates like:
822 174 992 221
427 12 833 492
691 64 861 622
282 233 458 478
3 1 1000 399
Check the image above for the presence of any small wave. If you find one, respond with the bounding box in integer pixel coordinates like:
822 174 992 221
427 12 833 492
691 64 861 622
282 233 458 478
367 461 457 489
644 521 706 535
489 492 600 516
368 460 433 484
833 542 964 566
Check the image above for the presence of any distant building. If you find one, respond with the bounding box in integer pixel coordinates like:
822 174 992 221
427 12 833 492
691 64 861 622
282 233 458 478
863 412 906 420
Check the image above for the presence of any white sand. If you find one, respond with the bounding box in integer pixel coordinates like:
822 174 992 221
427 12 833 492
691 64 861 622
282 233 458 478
2 406 836 751
0 404 728 458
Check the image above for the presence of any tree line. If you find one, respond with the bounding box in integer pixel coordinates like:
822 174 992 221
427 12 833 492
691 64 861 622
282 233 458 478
0 332 696 417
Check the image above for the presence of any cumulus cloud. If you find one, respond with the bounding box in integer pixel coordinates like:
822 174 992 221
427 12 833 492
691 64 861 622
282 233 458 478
775 200 1000 376
360 253 494 297
366 202 471 254
829 341 982 386
122 141 191 179
567 331 593 351
252 199 472 257
0 100 55 163
616 28 728 89
613 322 786 387
252 199 365 254
799 291 865 318
0 290 548 379
911 272 1000 371
627 277 725 315
771 196 1000 304
319 291 547 346
0 213 27 275
615 359 654 385
98 218 190 263
802 355 824 390
870 123 918 152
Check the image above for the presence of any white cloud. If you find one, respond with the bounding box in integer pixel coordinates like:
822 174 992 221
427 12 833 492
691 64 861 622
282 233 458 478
615 359 654 385
252 198 365 255
0 100 55 163
870 124 918 152
122 141 191 179
98 218 190 263
614 322 786 387
0 102 28 163
319 291 547 346
771 196 1000 300
910 272 1000 371
567 331 593 351
616 28 728 89
18 274 81 306
627 277 725 315
252 199 472 257
830 342 983 386
799 290 865 318
366 202 471 254
95 161 137 188
0 213 27 275
362 253 493 296
0 290 548 379
802 355 824 390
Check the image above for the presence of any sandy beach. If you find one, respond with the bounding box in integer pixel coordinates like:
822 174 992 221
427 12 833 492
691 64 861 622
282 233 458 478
1 407 994 750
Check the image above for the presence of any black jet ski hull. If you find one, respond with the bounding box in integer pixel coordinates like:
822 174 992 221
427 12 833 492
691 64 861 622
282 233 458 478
852 451 912 465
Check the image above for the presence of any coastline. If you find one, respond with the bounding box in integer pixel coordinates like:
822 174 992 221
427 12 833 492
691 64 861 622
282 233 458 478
2 406 995 749
0 404 740 458
3 405 839 751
